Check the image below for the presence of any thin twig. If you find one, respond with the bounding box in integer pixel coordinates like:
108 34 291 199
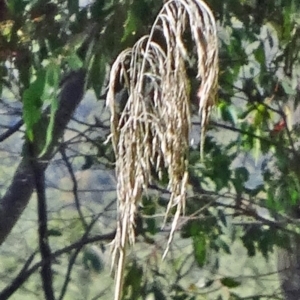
0 119 23 142
58 216 100 300
0 230 116 300
0 252 37 299
208 120 297 154
60 145 88 229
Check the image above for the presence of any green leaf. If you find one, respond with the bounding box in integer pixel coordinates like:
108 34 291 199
253 128 261 163
121 0 152 46
215 237 231 254
39 63 61 157
6 0 27 14
66 53 83 70
123 261 143 300
235 167 249 182
68 0 79 14
258 230 274 259
39 96 58 156
218 100 237 125
232 166 249 193
253 104 270 128
47 229 62 237
241 123 255 151
241 232 256 257
81 155 94 170
289 187 299 205
46 62 60 88
22 70 46 141
121 9 139 43
152 285 167 300
253 46 266 65
220 277 241 288
181 219 202 238
207 151 231 190
90 0 110 19
90 53 107 97
193 234 206 267
283 5 293 41
145 218 157 235
217 209 227 227
82 246 104 273
266 188 282 211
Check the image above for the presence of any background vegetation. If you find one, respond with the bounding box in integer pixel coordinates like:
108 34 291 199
1 0 300 299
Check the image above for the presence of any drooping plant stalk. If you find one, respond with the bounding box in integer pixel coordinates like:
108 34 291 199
106 1 218 299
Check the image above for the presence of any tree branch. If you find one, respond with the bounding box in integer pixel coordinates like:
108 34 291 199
0 119 23 143
58 216 100 300
0 231 115 300
0 251 37 300
0 200 116 300
29 142 55 300
0 69 86 245
60 145 88 229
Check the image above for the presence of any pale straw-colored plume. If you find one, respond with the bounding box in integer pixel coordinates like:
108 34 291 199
106 1 218 299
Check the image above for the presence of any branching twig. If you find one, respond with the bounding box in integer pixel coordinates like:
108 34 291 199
0 200 116 300
209 120 296 154
0 69 86 246
0 230 116 300
0 252 37 299
60 146 88 229
58 216 100 300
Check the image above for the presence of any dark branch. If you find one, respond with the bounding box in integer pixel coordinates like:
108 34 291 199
60 146 88 229
208 120 295 153
58 216 100 300
29 142 55 300
0 231 115 300
0 119 23 142
0 252 37 300
0 69 86 245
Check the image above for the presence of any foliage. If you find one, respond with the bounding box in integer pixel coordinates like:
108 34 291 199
1 0 300 300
